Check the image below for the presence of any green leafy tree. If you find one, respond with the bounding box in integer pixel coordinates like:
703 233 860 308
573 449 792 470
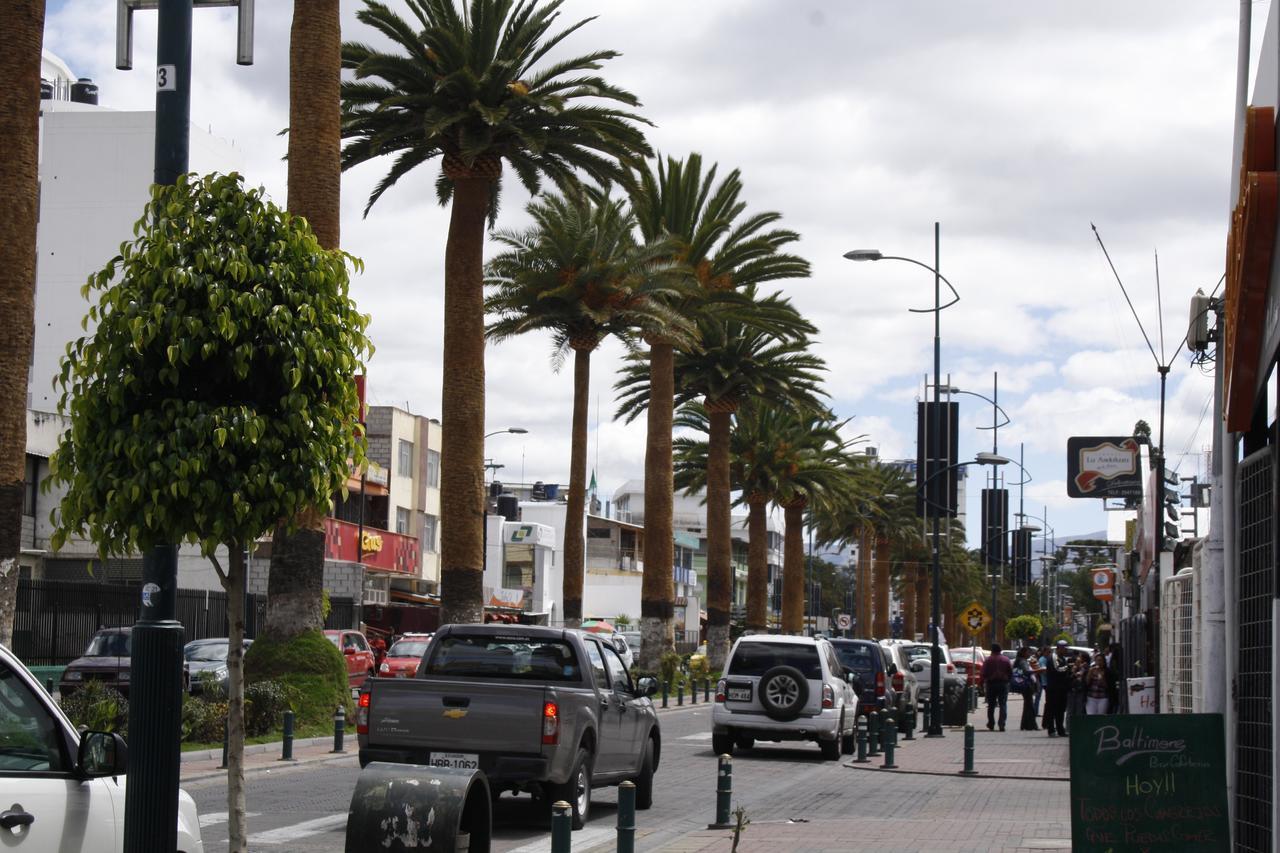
341 0 652 625
47 174 371 850
1005 614 1043 644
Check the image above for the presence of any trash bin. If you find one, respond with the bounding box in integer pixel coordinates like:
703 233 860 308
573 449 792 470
942 679 968 726
1126 677 1155 714
346 762 491 853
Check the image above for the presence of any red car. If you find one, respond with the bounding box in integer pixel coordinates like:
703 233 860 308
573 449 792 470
951 647 986 692
377 633 433 678
324 629 376 690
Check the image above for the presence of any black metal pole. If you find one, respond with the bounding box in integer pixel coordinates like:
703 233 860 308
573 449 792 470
928 221 944 737
124 1 191 849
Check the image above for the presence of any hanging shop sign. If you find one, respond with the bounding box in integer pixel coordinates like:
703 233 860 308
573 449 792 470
1066 436 1142 499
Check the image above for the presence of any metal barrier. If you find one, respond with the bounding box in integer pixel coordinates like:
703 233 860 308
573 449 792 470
279 711 295 762
347 762 492 852
331 704 346 754
551 801 572 853
880 718 898 769
867 711 881 756
852 716 869 763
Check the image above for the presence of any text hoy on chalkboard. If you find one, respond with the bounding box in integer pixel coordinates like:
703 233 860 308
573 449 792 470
1094 725 1209 768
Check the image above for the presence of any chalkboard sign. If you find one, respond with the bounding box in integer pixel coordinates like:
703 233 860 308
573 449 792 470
1069 714 1229 851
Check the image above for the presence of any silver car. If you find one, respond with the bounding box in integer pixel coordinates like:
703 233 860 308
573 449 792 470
711 635 858 761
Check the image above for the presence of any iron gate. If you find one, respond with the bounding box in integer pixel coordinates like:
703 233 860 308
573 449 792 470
1236 445 1274 852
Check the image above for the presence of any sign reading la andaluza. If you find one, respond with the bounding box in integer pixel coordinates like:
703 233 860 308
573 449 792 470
1066 436 1143 499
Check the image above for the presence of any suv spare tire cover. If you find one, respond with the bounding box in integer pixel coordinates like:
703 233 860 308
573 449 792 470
758 665 809 721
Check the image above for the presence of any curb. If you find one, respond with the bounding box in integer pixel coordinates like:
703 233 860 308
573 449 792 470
844 762 1070 782
181 735 335 763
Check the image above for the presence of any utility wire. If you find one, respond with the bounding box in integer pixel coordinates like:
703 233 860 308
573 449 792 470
1092 223 1161 368
1155 248 1166 362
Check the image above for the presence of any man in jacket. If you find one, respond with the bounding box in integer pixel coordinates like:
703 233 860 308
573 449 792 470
981 643 1013 731
1043 639 1072 736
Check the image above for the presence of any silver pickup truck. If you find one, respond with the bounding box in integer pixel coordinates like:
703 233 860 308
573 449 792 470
357 624 661 829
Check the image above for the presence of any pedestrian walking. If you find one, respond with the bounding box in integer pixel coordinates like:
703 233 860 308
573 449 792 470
1037 645 1051 727
1043 640 1071 737
1012 647 1039 730
1067 652 1088 725
1105 642 1123 713
981 642 1013 731
1085 652 1109 715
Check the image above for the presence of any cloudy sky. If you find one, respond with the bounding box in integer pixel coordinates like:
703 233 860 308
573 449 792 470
44 1 1257 546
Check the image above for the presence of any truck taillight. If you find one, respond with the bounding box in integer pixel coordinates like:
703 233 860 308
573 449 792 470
542 701 559 745
356 691 370 734
875 671 885 697
892 672 904 692
821 684 834 709
715 679 726 703
946 663 955 674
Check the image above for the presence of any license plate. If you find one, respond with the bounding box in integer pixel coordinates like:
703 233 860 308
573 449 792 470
727 685 752 702
429 752 479 770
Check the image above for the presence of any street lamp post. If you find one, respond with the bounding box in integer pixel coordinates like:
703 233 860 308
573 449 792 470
482 428 528 589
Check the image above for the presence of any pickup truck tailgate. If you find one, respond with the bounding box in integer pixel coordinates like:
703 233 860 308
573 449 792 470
367 679 547 753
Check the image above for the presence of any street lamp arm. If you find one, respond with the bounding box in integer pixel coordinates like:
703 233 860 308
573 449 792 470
872 256 962 312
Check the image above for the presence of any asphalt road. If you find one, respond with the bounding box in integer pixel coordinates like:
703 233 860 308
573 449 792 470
185 703 1029 852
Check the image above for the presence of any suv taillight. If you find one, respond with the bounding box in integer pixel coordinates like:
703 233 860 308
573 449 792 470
542 701 560 745
892 672 905 692
875 671 885 697
379 662 389 673
821 684 834 709
946 663 955 674
715 679 727 703
356 691 371 734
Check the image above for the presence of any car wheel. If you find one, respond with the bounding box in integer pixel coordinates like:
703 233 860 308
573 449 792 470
820 738 840 761
711 732 735 756
551 748 592 830
734 735 755 750
840 709 855 755
634 738 655 810
757 666 809 722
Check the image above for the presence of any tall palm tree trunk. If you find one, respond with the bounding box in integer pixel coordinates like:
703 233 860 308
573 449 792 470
781 502 805 634
704 404 733 669
873 536 890 638
439 175 491 626
745 497 768 632
0 0 45 646
561 343 594 627
856 528 872 639
639 342 674 669
265 0 342 641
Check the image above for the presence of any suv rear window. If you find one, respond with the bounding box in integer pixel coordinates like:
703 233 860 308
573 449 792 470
831 643 878 674
422 635 581 681
727 642 822 679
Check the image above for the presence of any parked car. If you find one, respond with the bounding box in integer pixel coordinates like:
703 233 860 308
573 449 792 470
882 642 922 732
898 642 962 707
60 628 133 698
829 639 894 715
358 624 661 830
0 642 204 851
610 633 635 669
184 637 253 695
620 630 642 659
950 646 986 693
324 629 377 690
378 633 433 678
712 635 858 761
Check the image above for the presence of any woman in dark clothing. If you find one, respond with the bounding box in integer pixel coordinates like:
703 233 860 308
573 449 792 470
1013 647 1039 730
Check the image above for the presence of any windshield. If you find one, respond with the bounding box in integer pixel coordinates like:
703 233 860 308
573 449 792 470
85 632 130 657
903 644 949 664
727 642 822 679
387 641 430 659
422 635 582 681
185 641 228 662
831 643 878 674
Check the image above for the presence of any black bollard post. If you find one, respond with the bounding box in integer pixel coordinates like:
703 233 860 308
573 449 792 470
704 679 710 703
880 718 898 769
903 706 916 741
280 710 295 762
853 716 869 764
709 753 733 829
867 710 881 756
691 679 697 704
959 724 979 776
45 677 53 694
922 700 931 733
677 682 684 706
331 703 346 753
550 801 572 853
662 681 669 709
617 780 636 853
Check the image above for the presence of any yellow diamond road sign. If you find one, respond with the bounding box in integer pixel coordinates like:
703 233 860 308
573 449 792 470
960 601 991 634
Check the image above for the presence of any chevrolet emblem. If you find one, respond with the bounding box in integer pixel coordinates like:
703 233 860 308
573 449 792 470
442 708 468 720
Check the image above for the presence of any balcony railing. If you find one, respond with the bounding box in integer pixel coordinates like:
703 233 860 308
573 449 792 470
324 517 419 575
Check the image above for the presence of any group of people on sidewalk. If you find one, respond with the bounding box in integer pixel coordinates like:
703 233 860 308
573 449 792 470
978 639 1123 736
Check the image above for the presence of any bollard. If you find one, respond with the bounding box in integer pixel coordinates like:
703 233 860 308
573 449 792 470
903 707 915 741
332 703 347 753
880 717 898 769
218 718 229 769
662 680 669 709
280 710 295 762
691 679 697 704
704 679 711 703
348 761 491 852
677 682 684 706
45 677 53 694
922 700 931 733
617 780 636 853
550 800 573 853
959 724 979 776
708 753 733 829
867 710 881 756
852 716 869 763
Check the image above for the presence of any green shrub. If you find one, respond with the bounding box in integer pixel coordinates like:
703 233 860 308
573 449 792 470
181 697 228 743
61 680 129 733
1004 615 1043 644
659 652 683 688
244 680 299 737
1054 631 1073 645
243 628 350 726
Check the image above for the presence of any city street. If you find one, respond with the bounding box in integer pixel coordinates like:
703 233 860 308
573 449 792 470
183 699 1073 852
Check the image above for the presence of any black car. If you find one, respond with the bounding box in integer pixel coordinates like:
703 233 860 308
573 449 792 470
829 639 901 717
184 637 253 695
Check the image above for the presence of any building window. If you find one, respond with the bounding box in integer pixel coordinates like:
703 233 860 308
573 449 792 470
422 514 438 552
397 439 414 476
396 507 410 535
426 449 440 488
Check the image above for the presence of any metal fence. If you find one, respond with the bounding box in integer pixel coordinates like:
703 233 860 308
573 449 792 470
12 578 358 666
1159 569 1194 714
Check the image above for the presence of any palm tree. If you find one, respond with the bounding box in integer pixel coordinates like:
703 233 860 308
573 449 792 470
485 189 689 626
0 0 45 646
625 153 808 667
625 290 823 667
341 0 651 624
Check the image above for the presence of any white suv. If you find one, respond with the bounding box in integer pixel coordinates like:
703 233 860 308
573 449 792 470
712 635 858 760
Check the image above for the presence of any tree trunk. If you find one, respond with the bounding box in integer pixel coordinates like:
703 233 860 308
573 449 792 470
745 498 768 632
856 528 871 640
872 536 890 638
265 0 342 643
704 406 733 670
439 177 491 626
914 568 928 640
561 345 593 627
639 342 674 671
781 503 805 634
0 0 44 646
223 544 248 853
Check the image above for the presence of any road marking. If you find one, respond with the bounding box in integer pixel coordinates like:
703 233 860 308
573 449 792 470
678 732 713 741
246 813 348 844
198 811 259 828
504 826 615 853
